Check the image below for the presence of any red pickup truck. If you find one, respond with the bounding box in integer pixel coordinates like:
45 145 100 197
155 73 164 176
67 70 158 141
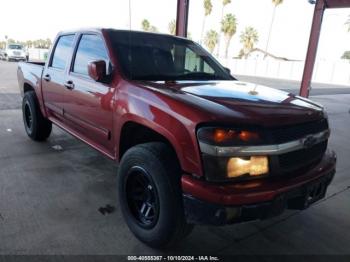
17 28 336 248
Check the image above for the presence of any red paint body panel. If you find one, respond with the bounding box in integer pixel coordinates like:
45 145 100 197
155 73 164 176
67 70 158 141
17 28 335 207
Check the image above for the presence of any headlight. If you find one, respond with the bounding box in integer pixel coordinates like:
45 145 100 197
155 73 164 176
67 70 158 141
227 156 269 178
197 127 269 182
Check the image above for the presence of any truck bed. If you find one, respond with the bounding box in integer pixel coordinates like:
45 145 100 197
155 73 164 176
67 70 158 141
26 61 46 66
17 61 45 97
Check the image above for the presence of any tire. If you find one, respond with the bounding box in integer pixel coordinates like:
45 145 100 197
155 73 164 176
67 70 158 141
117 142 193 248
22 91 52 141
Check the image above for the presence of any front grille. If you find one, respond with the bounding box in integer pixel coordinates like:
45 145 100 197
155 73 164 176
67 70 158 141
267 118 329 177
278 140 327 171
268 118 328 144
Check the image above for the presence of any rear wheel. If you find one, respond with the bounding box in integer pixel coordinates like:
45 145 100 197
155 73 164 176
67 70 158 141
117 142 193 248
22 91 52 141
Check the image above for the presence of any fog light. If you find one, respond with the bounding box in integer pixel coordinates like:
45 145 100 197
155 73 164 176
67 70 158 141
227 156 269 178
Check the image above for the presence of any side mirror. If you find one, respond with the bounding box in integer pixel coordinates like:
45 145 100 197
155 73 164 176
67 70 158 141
224 67 231 74
88 60 107 81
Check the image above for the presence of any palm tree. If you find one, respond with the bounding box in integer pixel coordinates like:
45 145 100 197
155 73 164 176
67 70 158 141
204 30 219 54
141 19 151 31
216 0 231 57
141 19 158 32
200 0 213 44
168 19 176 35
341 51 350 60
240 26 259 58
265 0 283 57
221 13 237 58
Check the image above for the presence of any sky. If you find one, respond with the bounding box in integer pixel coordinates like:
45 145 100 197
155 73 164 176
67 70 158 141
0 0 349 61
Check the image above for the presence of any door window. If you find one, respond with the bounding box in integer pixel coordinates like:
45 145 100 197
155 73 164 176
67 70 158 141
50 35 75 70
73 34 109 76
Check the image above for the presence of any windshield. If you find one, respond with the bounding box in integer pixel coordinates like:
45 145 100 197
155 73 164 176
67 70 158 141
107 30 233 81
8 44 23 50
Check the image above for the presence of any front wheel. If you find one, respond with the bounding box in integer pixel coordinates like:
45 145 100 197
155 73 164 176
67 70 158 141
22 91 52 141
117 142 193 248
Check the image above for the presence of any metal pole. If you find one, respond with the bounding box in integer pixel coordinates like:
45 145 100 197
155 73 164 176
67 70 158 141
176 0 189 37
299 0 326 97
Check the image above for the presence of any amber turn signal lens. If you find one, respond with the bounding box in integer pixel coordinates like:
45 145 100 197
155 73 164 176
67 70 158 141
238 131 259 142
213 129 259 144
214 129 237 143
227 156 269 178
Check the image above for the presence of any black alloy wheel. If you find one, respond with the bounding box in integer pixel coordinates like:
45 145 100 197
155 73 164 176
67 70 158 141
125 166 160 228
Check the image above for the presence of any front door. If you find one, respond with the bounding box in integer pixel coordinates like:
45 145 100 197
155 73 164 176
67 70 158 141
63 33 114 154
42 34 75 121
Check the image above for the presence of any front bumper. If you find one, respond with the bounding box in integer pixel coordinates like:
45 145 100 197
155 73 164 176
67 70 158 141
8 55 26 60
182 150 336 225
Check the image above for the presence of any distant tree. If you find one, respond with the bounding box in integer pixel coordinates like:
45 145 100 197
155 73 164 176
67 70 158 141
0 41 6 49
15 40 26 46
341 51 350 61
265 0 283 56
45 38 52 48
26 40 33 48
200 0 213 44
221 13 237 58
150 26 158 33
7 38 15 44
345 15 350 32
168 19 176 35
240 26 259 58
204 29 218 54
221 0 231 22
141 19 158 32
38 39 45 48
141 19 151 31
34 39 46 48
217 0 231 56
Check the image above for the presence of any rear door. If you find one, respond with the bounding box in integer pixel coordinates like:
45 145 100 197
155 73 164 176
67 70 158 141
63 33 115 154
42 34 75 121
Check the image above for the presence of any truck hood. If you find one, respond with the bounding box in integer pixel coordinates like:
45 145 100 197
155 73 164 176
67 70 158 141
138 80 325 127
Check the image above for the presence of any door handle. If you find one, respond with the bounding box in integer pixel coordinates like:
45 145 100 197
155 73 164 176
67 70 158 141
64 80 75 90
43 74 51 81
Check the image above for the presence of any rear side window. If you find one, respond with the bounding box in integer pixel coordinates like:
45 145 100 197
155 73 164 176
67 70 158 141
73 34 109 76
50 35 75 70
